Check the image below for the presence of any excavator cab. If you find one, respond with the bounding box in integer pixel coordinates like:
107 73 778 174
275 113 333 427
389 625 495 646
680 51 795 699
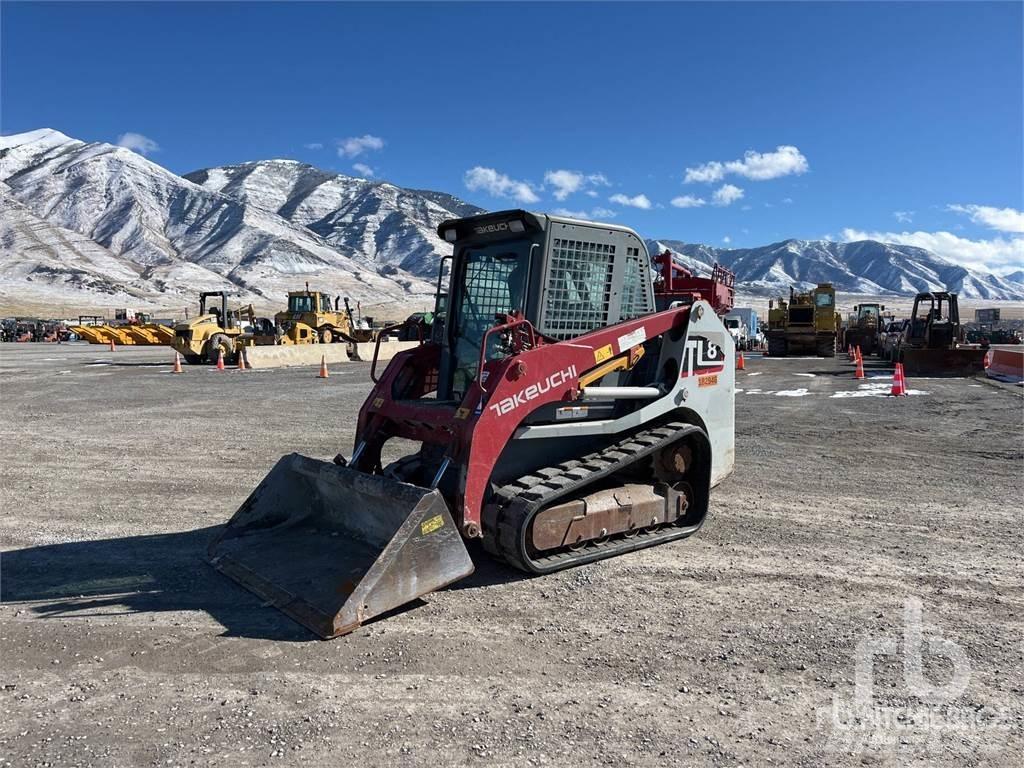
211 211 733 638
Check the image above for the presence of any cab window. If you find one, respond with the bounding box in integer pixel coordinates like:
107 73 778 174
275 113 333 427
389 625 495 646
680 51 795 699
289 296 314 313
815 293 834 308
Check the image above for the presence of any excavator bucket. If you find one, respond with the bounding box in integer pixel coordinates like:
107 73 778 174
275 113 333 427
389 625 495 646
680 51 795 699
901 348 986 376
208 453 474 638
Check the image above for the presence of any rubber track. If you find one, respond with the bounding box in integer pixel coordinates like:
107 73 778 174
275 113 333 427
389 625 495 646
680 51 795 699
481 421 706 574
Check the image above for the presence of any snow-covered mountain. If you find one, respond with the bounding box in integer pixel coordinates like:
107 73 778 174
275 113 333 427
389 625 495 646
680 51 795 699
648 238 1024 300
1 127 1021 312
0 129 435 310
184 160 483 278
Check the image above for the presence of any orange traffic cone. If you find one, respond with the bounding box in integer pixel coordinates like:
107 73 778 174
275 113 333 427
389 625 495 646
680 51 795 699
172 352 183 374
109 339 116 352
890 363 907 396
318 354 329 379
737 351 746 371
854 351 865 380
237 348 247 371
216 349 226 371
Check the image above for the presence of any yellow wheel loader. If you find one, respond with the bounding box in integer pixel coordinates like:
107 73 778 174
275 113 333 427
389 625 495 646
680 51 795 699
172 291 256 364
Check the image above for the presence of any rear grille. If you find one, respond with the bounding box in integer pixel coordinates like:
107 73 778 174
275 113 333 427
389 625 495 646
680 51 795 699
789 307 814 325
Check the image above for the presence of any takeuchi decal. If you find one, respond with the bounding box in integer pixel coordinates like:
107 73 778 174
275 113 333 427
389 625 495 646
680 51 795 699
488 365 578 416
680 336 725 377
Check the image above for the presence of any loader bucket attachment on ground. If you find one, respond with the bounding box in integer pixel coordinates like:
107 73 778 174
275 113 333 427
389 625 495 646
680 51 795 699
208 453 474 639
901 348 986 377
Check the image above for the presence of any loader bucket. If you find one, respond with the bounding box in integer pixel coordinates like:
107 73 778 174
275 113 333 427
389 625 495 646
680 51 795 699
901 348 986 377
208 453 474 639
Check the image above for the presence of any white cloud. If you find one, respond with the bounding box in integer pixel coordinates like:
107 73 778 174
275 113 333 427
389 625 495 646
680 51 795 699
116 132 159 155
722 236 732 244
337 134 384 158
782 197 794 205
711 184 744 207
683 161 725 184
352 162 374 178
543 169 610 200
893 210 914 224
464 166 539 204
840 227 1024 273
609 192 652 210
585 189 599 198
685 145 808 184
304 142 324 150
670 195 706 209
947 204 1024 234
552 206 618 220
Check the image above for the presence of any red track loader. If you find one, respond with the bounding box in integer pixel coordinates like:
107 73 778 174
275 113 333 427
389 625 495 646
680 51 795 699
210 211 736 638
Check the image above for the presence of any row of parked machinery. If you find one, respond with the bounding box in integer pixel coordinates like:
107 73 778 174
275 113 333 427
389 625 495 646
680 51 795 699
843 292 999 375
168 287 418 364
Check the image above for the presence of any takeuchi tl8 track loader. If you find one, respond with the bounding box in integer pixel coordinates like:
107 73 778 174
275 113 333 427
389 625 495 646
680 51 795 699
210 211 735 638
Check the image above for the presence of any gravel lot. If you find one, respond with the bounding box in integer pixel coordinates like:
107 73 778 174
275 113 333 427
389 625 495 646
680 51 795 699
1 342 1021 767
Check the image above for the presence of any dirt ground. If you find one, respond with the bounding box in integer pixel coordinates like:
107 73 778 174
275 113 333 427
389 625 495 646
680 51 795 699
1 343 1021 767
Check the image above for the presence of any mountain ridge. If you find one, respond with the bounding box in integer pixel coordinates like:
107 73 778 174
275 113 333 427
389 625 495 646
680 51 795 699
0 128 1021 312
648 238 1024 300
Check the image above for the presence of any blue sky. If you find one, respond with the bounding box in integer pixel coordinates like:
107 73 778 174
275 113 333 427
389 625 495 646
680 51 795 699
2 1 1022 272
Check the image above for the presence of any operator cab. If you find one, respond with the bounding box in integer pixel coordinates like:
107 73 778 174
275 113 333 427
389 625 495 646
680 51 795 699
435 210 654 402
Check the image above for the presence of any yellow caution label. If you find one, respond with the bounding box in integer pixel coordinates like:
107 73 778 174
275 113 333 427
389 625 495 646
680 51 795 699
372 397 385 408
454 407 471 420
421 515 445 535
698 374 718 388
594 344 614 363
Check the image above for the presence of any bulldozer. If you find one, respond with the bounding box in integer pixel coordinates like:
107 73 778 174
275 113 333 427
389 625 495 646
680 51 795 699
172 291 258 364
842 303 885 355
274 285 373 344
209 210 736 638
893 291 985 375
765 284 839 357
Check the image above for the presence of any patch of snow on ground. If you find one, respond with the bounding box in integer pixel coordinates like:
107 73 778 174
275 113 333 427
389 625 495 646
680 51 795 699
831 382 929 398
745 371 763 376
775 388 811 397
793 373 816 378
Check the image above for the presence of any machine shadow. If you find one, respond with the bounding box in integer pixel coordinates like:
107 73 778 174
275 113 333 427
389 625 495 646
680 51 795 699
444 542 531 591
78 360 171 368
1 529 531 639
0 526 315 642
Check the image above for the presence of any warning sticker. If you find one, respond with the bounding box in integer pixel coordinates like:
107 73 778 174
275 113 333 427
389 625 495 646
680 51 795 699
698 374 718 388
372 397 385 408
421 515 445 535
593 344 614 364
454 407 471 420
556 406 589 421
617 327 647 353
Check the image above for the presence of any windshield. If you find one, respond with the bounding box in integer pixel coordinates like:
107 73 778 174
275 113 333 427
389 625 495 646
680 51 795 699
449 240 532 398
320 295 333 312
725 319 740 328
289 295 314 313
815 292 834 308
